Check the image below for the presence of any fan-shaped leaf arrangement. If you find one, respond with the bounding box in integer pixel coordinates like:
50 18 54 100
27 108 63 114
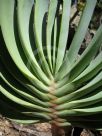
0 0 102 129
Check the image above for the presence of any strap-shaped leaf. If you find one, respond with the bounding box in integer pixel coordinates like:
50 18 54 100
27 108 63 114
74 106 102 116
67 0 97 62
9 119 39 124
0 85 50 112
46 0 58 70
0 99 39 124
57 0 97 78
57 24 102 85
53 15 62 74
34 0 53 79
56 0 97 80
25 84 50 101
73 52 102 82
56 72 102 104
52 18 57 72
55 0 71 73
56 105 102 117
0 57 50 102
0 55 50 101
0 0 49 91
17 0 50 85
0 74 49 108
55 52 102 96
56 88 102 110
23 112 51 120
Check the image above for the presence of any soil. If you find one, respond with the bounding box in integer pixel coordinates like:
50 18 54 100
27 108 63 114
0 115 52 136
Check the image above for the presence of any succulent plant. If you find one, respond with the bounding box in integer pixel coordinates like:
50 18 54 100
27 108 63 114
0 0 102 130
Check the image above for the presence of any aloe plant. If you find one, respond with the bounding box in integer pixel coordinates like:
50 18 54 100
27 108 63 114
0 0 102 131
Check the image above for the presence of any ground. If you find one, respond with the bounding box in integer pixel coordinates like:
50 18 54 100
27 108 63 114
0 115 102 136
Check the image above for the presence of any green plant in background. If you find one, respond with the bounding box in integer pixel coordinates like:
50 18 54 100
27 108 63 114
0 0 102 131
